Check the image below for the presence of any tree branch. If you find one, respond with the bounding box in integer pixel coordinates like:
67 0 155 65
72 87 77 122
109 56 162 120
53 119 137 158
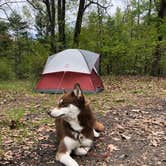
87 0 110 10
26 0 46 15
26 0 39 10
83 0 110 13
0 7 9 19
0 1 26 8
153 0 160 13
43 0 52 23
6 2 15 13
83 1 92 12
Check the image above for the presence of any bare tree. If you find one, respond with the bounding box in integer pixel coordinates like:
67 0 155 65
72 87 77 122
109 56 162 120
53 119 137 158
58 0 66 50
27 0 57 52
137 0 140 24
42 0 56 52
73 0 109 47
147 0 152 24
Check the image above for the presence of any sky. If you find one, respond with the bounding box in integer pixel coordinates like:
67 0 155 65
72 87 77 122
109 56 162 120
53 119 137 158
0 0 125 35
0 0 125 19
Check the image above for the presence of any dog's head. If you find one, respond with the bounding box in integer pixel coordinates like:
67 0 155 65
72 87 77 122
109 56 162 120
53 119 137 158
48 83 85 120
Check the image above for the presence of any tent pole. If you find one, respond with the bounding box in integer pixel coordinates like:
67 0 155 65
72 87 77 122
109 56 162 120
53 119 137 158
89 71 96 91
57 71 66 90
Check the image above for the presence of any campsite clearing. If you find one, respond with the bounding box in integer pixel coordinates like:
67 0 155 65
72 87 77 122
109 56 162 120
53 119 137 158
0 76 166 166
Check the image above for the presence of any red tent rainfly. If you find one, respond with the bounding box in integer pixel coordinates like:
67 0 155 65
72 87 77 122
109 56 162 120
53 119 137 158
35 49 104 93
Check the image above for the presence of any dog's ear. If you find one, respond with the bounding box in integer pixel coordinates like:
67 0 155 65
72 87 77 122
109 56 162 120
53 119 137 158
72 83 85 107
72 83 82 98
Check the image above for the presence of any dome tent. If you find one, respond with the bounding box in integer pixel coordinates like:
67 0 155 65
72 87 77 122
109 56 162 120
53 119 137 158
35 49 104 93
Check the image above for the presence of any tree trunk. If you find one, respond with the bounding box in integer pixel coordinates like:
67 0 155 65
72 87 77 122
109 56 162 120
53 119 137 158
148 0 152 24
51 0 55 37
58 0 66 51
43 0 56 52
73 0 106 47
143 0 152 74
137 0 140 25
151 0 166 76
73 0 86 47
97 1 103 75
61 0 65 46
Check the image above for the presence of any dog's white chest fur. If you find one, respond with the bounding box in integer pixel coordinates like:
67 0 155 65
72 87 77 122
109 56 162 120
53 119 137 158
66 117 83 132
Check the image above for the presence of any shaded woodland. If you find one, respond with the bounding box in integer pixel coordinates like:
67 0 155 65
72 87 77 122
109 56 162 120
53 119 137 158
0 0 166 80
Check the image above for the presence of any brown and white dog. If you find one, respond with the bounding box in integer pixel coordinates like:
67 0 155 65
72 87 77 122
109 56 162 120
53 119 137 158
48 83 104 166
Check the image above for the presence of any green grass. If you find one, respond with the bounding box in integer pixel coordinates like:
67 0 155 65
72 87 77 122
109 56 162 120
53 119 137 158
5 108 25 122
0 80 34 93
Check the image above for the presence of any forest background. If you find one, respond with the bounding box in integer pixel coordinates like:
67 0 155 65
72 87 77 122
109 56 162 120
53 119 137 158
0 0 166 81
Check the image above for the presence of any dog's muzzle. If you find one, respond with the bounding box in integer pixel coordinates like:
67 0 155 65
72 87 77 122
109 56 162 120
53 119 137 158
47 110 65 118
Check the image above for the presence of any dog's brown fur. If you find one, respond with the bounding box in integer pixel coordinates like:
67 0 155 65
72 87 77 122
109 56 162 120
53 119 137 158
55 90 104 141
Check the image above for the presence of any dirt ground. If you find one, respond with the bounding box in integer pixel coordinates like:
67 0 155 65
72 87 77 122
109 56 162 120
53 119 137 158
0 76 166 166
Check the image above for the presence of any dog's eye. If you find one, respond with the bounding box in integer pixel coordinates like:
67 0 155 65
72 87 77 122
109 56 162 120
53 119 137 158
58 99 69 107
59 102 68 107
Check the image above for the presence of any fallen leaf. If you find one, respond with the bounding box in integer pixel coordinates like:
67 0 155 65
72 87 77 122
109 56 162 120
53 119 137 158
112 137 121 141
4 139 13 144
37 125 53 133
121 134 131 140
41 144 55 148
108 144 119 152
119 154 129 159
34 104 40 108
131 109 140 113
4 150 13 160
116 124 124 130
150 139 158 147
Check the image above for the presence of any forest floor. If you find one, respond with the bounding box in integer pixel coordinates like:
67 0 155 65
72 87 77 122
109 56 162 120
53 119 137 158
0 76 166 166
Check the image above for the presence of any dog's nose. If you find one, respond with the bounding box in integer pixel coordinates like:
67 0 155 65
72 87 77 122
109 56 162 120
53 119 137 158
47 110 51 116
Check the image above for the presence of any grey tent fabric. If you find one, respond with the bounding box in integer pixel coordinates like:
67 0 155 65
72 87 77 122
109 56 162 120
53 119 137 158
43 49 100 74
79 49 99 72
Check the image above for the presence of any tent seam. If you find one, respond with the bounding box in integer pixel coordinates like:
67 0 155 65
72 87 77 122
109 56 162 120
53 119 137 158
78 49 91 72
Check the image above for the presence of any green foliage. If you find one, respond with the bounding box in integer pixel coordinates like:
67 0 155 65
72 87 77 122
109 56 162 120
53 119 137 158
78 1 166 76
26 41 50 79
160 48 166 75
0 59 15 80
35 11 49 38
8 11 28 37
15 41 50 79
0 21 12 58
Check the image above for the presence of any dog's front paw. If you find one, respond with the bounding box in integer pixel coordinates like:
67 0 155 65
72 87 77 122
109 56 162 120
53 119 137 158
56 152 79 166
93 129 100 137
74 147 90 156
